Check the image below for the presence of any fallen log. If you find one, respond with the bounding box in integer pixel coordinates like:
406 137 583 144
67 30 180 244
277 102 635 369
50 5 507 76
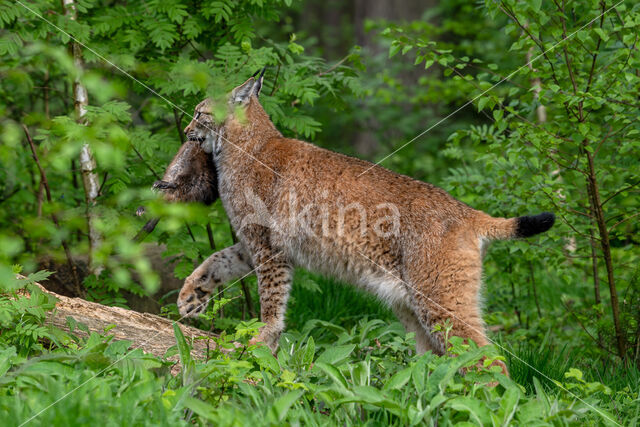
20 278 217 365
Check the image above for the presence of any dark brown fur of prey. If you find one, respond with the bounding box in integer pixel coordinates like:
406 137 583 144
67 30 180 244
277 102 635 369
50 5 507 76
153 139 218 205
135 140 218 242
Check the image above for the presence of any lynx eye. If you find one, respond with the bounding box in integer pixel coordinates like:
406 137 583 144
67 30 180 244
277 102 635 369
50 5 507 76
194 112 201 120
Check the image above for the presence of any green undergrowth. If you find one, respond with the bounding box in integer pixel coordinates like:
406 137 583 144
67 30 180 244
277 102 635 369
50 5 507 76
1 276 637 426
286 271 394 330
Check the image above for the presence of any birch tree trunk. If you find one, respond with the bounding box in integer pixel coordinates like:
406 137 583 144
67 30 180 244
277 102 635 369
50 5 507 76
62 0 102 276
526 47 547 123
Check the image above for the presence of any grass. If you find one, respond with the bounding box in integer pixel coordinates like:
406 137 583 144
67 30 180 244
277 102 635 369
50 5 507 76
502 340 574 394
286 270 394 330
2 281 637 425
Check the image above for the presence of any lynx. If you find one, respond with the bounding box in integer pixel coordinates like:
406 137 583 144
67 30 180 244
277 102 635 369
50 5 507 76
176 73 555 370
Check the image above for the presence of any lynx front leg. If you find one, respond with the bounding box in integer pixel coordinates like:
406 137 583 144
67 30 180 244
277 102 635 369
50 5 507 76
248 250 293 352
178 243 252 317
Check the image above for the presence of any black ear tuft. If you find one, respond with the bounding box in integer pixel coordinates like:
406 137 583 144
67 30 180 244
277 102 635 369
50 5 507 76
254 66 267 97
251 69 262 78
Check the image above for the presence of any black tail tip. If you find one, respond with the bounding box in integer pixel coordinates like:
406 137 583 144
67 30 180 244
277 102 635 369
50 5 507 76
515 212 555 238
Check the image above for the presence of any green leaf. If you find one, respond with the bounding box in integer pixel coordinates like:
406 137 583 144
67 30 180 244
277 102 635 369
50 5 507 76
316 344 355 366
314 361 349 390
593 27 609 42
383 367 412 391
173 323 194 385
303 336 315 368
478 97 489 112
530 0 542 12
183 397 217 420
446 396 492 425
268 390 303 422
389 43 402 58
252 345 280 373
499 386 521 424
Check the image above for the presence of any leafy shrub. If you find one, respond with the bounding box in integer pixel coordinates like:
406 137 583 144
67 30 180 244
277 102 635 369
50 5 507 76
0 279 630 426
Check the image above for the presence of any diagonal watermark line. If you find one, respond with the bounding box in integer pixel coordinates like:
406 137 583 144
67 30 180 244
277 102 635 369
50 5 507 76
19 250 283 426
357 251 621 426
357 0 625 178
14 0 285 181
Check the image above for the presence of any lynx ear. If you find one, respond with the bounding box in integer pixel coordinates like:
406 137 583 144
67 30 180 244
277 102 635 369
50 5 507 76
231 77 257 105
231 68 267 104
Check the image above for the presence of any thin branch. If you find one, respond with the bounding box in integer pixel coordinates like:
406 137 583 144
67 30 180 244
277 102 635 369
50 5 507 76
131 144 161 180
544 192 597 240
270 63 281 96
206 223 216 251
0 187 20 204
185 223 196 243
562 300 618 356
134 218 160 243
602 180 640 206
98 171 109 196
316 53 350 77
23 124 83 296
188 40 207 61
499 2 563 87
585 1 607 93
529 262 542 318
599 33 638 95
173 108 185 144
608 211 640 233
556 0 583 121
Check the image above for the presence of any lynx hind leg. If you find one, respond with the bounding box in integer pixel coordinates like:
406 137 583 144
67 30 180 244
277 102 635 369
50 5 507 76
392 301 434 355
177 243 252 317
408 250 509 375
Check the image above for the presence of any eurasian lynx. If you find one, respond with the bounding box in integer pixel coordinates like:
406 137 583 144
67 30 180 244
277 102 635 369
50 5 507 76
176 73 555 372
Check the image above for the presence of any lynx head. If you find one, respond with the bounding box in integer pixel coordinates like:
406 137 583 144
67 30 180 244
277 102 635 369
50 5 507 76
183 68 266 155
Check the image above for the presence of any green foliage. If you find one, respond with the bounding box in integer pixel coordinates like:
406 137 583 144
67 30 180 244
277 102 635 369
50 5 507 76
0 282 65 356
1 0 639 424
0 0 362 298
383 0 640 366
1 308 634 426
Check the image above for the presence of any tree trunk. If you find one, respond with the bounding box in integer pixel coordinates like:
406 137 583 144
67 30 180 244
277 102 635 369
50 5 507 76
24 125 83 296
62 0 102 276
584 151 626 361
352 0 437 156
20 277 217 371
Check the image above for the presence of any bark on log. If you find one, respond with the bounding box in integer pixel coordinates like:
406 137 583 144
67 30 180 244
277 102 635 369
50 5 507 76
21 279 217 366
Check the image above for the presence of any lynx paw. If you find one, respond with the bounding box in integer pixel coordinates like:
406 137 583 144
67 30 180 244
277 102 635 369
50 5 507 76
152 180 177 191
248 329 280 353
177 276 213 318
